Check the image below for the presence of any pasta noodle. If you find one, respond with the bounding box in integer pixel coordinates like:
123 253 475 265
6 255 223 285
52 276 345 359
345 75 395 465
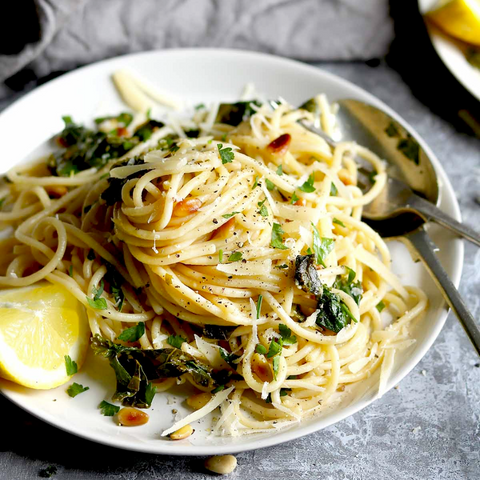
0 92 428 436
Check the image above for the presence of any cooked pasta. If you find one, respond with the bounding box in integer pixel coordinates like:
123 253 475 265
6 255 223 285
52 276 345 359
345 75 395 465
0 93 427 436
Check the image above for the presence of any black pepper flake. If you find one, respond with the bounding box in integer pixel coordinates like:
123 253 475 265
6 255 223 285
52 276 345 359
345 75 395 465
213 218 218 224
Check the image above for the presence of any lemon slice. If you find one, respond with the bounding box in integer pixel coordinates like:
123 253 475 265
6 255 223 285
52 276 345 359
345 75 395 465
0 283 90 389
426 0 480 46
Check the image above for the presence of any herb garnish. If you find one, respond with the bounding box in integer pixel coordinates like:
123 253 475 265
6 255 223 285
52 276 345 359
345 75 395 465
397 136 420 165
333 218 346 228
311 223 334 268
256 295 263 319
99 400 120 416
167 335 187 349
218 249 224 263
376 301 386 312
330 183 338 196
271 223 288 250
217 143 235 164
333 267 363 305
227 252 243 262
255 344 267 354
276 165 283 175
86 281 107 310
258 198 268 217
265 178 275 191
299 173 316 193
215 101 261 126
222 212 240 219
252 176 259 189
64 355 78 376
67 382 89 398
290 191 299 204
118 322 145 342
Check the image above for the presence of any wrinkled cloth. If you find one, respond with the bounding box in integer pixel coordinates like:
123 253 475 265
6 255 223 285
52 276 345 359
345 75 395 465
0 0 394 84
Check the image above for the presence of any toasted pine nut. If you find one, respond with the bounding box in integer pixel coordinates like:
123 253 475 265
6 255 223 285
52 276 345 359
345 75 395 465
117 407 149 426
212 217 235 240
337 384 346 392
294 198 307 207
173 198 202 217
251 353 272 382
267 133 291 155
338 169 355 186
46 186 68 198
186 392 212 410
205 455 238 475
169 424 194 440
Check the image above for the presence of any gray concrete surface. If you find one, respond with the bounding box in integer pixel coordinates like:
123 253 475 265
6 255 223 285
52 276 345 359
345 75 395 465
1 21 480 480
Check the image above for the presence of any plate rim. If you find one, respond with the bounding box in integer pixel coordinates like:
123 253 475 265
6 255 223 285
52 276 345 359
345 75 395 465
0 47 464 456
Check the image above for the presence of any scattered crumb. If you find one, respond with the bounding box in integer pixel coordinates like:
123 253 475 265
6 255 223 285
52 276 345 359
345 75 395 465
412 426 422 434
421 370 427 377
394 385 400 390
167 396 176 405
474 363 480 368
172 409 178 414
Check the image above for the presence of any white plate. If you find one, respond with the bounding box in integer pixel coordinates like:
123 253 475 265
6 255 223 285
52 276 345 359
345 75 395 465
0 49 463 456
419 0 480 101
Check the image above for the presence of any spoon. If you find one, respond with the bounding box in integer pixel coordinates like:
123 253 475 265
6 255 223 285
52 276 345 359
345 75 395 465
300 99 480 355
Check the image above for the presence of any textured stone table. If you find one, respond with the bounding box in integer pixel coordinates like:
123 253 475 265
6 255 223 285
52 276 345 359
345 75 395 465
1 16 480 480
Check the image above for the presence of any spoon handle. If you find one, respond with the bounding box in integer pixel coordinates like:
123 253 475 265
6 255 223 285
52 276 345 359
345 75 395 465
404 228 480 356
408 194 480 248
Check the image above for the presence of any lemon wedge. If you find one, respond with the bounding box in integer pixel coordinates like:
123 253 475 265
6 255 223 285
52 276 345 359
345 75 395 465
0 283 90 389
426 0 480 46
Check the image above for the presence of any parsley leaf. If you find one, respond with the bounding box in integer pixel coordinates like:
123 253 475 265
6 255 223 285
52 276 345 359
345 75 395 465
92 280 104 300
68 265 73 277
228 252 243 262
255 344 267 354
167 335 187 349
67 382 89 398
279 324 297 345
222 212 239 219
276 165 283 175
217 143 234 164
290 191 299 204
252 176 259 189
299 173 315 193
266 339 282 358
271 223 288 250
272 356 280 380
64 355 78 376
330 182 338 196
376 301 386 312
385 122 399 137
118 322 146 342
311 223 334 268
258 199 268 217
333 218 346 227
256 294 263 319
265 178 275 191
86 296 107 310
99 400 120 416
333 268 363 305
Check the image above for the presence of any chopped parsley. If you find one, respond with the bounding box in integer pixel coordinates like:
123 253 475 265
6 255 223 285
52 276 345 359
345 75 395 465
333 267 363 305
68 265 73 277
256 294 263 319
217 143 234 164
265 178 275 191
252 176 259 189
211 385 225 394
299 173 315 193
311 223 334 268
271 223 288 250
195 103 206 110
118 322 145 342
86 281 107 310
99 400 120 416
64 355 78 376
330 182 338 196
290 191 299 204
376 301 386 312
266 339 282 358
279 324 297 345
228 252 243 262
167 335 187 349
219 249 224 263
67 382 89 398
255 344 267 354
94 112 133 127
276 264 289 269
276 164 283 175
333 218 346 228
222 212 240 219
258 198 268 217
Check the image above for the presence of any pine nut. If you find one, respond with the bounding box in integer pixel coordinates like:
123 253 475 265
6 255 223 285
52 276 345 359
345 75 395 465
173 198 202 217
267 133 291 155
205 455 238 475
169 424 194 440
251 353 272 382
46 186 68 198
117 407 149 426
186 392 212 410
212 217 235 240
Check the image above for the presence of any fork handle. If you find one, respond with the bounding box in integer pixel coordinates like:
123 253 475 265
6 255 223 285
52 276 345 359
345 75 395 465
408 193 480 248
404 228 480 356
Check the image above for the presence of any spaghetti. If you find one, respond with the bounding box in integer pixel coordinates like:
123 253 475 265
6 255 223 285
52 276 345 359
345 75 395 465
0 94 427 436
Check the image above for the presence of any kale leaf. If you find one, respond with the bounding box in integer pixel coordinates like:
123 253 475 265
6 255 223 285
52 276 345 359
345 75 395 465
215 101 262 126
333 267 363 306
315 287 357 334
294 254 323 296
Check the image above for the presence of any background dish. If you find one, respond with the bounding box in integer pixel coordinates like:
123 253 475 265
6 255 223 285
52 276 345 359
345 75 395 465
0 48 463 455
418 0 480 101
